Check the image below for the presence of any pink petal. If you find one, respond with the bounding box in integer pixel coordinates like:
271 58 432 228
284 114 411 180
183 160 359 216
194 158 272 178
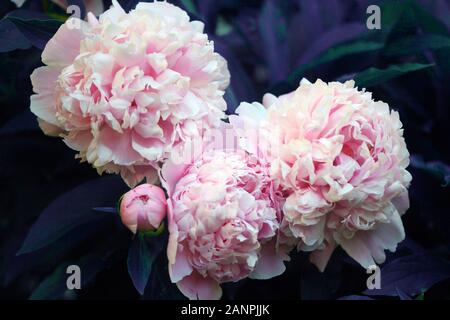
250 240 286 280
339 206 405 268
96 127 142 166
30 66 60 95
131 133 164 161
391 190 410 216
176 271 222 300
37 119 62 136
120 165 158 188
30 93 58 126
42 20 85 67
338 233 376 269
160 160 189 197
169 249 193 283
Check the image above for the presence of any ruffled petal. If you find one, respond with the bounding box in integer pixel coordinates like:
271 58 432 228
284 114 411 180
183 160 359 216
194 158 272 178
338 206 405 268
169 249 193 283
250 240 286 280
42 19 85 67
176 271 222 300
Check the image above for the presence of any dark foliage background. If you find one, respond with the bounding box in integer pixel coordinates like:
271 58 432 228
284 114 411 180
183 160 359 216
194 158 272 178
0 0 449 300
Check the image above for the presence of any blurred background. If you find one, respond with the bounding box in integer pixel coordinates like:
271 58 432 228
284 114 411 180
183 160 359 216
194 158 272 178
0 0 449 300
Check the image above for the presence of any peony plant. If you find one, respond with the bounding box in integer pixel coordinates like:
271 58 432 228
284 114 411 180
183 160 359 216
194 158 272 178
26 1 412 300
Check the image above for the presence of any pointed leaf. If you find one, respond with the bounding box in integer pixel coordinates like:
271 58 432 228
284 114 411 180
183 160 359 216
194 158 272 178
364 254 450 297
5 15 63 49
410 155 450 187
18 176 128 255
0 19 31 52
384 34 450 56
93 207 118 214
127 233 165 295
354 63 434 88
287 41 384 84
29 255 105 300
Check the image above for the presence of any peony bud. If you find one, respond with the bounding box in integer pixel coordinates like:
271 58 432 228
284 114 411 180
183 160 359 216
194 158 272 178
119 184 167 234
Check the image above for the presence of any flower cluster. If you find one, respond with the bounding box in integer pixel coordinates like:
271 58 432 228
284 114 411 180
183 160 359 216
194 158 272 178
31 1 411 300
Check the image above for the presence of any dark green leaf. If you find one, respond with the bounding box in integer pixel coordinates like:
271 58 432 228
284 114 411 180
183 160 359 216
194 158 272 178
410 2 450 36
259 0 288 83
29 255 105 300
287 41 384 84
180 0 198 15
415 292 425 300
384 34 450 56
127 233 165 295
354 63 434 88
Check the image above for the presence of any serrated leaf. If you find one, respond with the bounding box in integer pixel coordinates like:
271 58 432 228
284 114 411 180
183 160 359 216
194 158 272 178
354 63 434 88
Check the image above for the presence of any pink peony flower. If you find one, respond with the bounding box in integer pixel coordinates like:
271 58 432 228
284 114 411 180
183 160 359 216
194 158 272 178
160 127 288 300
30 0 230 187
230 79 412 270
119 183 167 234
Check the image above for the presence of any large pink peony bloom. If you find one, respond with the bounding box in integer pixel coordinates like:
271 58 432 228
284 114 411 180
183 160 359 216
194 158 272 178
230 79 412 270
160 128 287 300
30 0 230 187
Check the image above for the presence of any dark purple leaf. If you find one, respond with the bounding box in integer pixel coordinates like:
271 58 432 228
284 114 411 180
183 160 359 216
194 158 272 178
0 19 31 53
5 13 63 50
127 233 165 295
213 38 256 113
29 254 105 300
294 23 366 67
18 176 128 255
410 155 450 186
396 287 413 300
93 207 118 214
0 111 38 135
364 253 450 297
120 0 140 12
142 252 185 299
3 221 106 286
258 0 289 84
338 295 374 300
